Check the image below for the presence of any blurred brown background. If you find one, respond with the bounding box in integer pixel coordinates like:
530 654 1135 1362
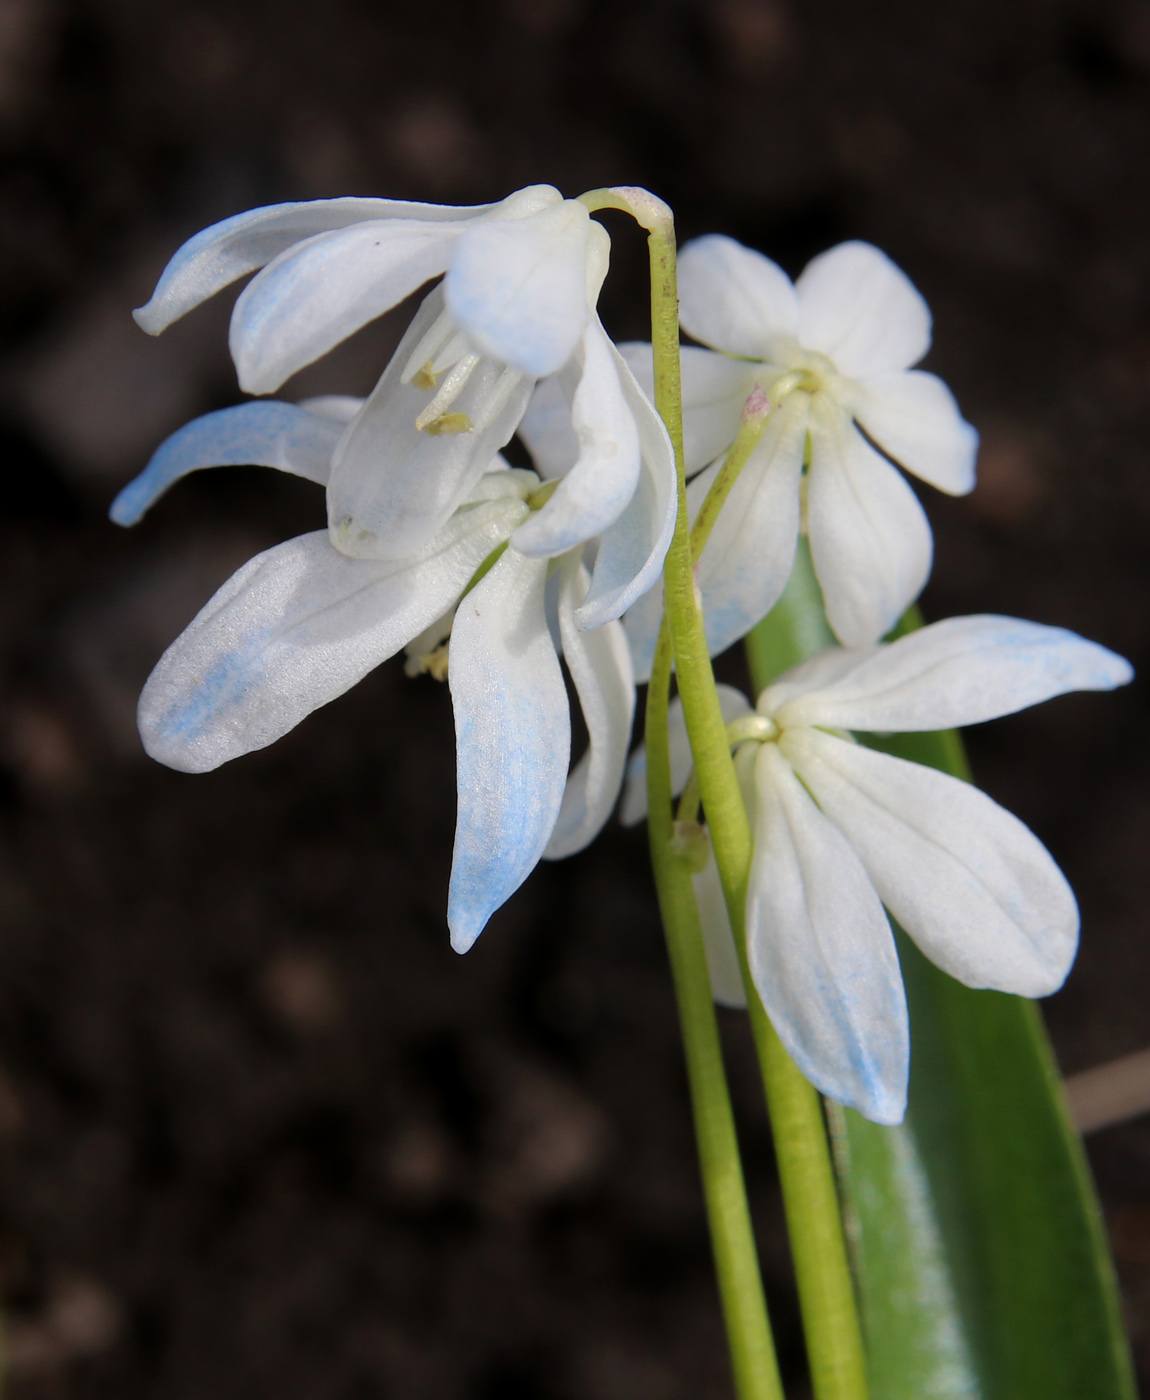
0 0 1147 1395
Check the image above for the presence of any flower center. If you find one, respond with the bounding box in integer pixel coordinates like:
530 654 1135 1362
726 714 779 746
402 304 524 437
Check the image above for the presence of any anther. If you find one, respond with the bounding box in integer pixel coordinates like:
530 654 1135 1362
415 353 480 431
423 413 473 436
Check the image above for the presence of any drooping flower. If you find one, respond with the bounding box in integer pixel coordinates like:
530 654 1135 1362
132 184 674 626
621 238 980 678
624 616 1133 1123
115 397 641 951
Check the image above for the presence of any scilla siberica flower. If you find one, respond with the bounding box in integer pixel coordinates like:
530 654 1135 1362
115 184 680 950
624 616 1133 1124
115 413 656 951
621 238 979 679
132 184 672 608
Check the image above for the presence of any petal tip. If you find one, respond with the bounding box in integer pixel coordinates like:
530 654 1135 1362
132 304 164 336
108 489 141 527
448 915 484 955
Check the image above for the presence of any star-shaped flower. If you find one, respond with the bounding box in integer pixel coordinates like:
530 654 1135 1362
117 396 647 951
625 616 1132 1123
622 237 979 678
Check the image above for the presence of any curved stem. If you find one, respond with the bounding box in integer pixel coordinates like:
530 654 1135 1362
622 190 869 1400
689 386 772 558
646 621 785 1400
599 181 784 1400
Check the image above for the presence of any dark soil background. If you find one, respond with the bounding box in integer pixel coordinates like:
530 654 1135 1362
0 0 1148 1395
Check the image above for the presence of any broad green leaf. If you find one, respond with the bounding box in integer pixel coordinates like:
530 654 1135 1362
746 542 1135 1400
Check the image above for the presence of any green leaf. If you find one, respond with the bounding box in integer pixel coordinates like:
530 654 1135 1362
746 543 1136 1400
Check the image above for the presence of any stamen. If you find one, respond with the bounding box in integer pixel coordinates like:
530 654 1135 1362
769 370 808 401
526 478 560 511
401 308 460 384
423 413 473 436
726 714 778 746
415 353 480 430
471 366 524 433
430 331 472 375
405 642 451 681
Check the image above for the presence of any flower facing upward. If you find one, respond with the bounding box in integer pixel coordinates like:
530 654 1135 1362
132 186 669 625
622 238 979 679
625 616 1132 1124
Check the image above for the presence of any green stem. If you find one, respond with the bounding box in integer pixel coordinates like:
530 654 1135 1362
646 622 785 1400
689 387 773 558
591 182 783 1400
605 187 869 1400
582 180 778 1400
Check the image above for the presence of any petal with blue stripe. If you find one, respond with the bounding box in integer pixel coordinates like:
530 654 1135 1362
447 547 568 952
110 401 343 526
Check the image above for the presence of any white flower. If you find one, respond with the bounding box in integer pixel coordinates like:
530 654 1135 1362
115 400 637 952
622 238 980 679
133 185 671 625
624 617 1133 1123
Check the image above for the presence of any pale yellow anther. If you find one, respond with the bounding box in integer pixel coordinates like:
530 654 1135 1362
421 412 473 436
414 351 481 430
412 362 439 391
405 641 451 681
526 478 561 511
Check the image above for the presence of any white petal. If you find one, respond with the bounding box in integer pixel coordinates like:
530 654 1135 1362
853 371 978 495
327 286 532 561
576 342 677 630
777 614 1134 733
692 390 808 658
619 684 752 826
807 395 932 646
784 728 1079 995
517 371 580 479
139 498 527 773
624 390 805 682
110 401 342 526
544 556 635 858
693 844 748 1009
462 464 537 504
756 643 882 717
297 395 365 423
618 341 756 476
795 241 931 376
445 200 593 377
747 744 908 1124
447 548 569 952
678 235 798 359
133 195 496 336
512 321 640 556
230 220 462 394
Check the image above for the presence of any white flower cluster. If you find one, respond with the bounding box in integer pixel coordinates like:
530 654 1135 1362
116 186 674 952
117 185 1132 1123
